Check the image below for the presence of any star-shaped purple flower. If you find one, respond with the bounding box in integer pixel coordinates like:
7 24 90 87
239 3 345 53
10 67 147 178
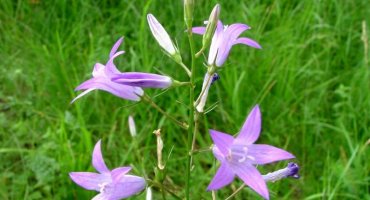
193 20 261 67
208 105 295 200
69 140 146 200
72 37 144 103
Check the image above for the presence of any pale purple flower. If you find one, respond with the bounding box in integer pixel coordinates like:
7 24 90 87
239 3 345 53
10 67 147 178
69 140 146 200
193 20 261 67
72 38 144 103
112 72 173 89
208 105 295 200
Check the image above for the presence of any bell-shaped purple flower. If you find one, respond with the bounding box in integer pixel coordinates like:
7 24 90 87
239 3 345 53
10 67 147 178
72 38 144 103
69 140 146 200
112 72 173 89
193 20 261 67
208 105 295 200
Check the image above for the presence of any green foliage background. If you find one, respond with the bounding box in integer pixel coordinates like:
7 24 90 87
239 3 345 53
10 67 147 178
0 0 369 199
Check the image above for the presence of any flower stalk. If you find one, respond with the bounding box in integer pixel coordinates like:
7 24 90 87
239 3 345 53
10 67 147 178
185 8 196 200
142 95 188 129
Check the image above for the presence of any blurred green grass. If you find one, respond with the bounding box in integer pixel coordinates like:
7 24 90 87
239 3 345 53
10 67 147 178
0 0 369 199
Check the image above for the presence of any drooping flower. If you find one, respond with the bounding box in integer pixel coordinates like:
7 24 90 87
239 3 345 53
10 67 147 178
69 140 146 200
147 14 179 57
195 73 220 113
72 37 143 103
112 72 173 89
208 105 295 200
193 20 261 67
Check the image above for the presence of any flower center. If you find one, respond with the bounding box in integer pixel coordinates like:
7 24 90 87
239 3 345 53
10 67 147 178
227 145 254 163
98 182 110 193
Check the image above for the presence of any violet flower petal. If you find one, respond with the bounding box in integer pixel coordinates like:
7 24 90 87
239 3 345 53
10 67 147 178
248 144 295 165
71 88 96 104
111 167 132 183
207 163 235 190
112 72 172 88
92 140 110 174
69 172 111 192
208 21 224 65
75 77 143 101
236 105 261 145
212 145 226 162
92 193 109 200
109 37 124 58
209 129 234 156
216 23 250 66
192 27 206 35
233 37 262 49
232 163 269 200
92 63 106 78
110 175 146 200
105 51 125 77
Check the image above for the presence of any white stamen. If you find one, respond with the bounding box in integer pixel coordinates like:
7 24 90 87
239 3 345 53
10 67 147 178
98 182 109 193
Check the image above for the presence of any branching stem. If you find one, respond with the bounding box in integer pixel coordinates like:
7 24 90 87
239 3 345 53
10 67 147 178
142 95 188 129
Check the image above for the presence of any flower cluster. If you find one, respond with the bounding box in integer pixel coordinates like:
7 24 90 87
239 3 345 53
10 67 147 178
69 3 299 200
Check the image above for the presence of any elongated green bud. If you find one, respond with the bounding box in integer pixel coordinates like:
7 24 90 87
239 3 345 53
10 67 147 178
202 4 220 49
184 0 194 28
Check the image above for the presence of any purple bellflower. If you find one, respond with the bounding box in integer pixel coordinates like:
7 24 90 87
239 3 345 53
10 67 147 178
193 20 261 67
72 38 144 103
69 140 146 200
112 72 173 89
208 105 295 200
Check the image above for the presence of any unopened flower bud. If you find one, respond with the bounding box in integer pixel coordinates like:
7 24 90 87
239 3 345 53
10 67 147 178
128 115 137 137
147 14 179 56
184 0 194 27
202 4 220 50
153 129 165 170
262 162 300 182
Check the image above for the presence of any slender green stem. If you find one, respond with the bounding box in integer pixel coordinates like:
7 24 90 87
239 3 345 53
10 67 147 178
190 112 200 155
225 184 245 200
147 180 182 200
161 183 167 200
185 21 196 200
195 47 205 57
142 95 188 129
179 62 192 77
191 146 212 154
